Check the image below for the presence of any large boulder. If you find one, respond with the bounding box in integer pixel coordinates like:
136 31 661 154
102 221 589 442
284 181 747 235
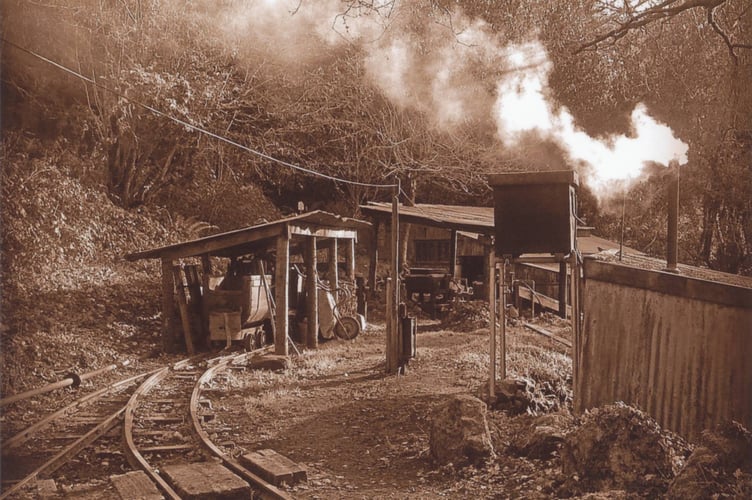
429 394 495 465
668 421 752 499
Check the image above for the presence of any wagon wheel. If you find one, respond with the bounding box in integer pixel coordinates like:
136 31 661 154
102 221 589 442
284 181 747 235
334 316 361 340
243 332 255 352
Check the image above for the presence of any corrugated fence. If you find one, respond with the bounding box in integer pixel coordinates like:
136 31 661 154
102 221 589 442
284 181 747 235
577 259 752 441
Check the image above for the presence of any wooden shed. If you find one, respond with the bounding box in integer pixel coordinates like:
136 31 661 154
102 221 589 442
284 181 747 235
126 211 371 355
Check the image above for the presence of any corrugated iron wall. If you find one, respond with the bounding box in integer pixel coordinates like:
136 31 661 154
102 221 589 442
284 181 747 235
578 262 752 441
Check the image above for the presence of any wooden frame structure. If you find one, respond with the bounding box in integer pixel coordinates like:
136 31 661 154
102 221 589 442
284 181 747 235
126 211 370 356
361 201 585 397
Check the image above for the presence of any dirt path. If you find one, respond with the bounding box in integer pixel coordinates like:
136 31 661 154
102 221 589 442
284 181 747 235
208 320 571 499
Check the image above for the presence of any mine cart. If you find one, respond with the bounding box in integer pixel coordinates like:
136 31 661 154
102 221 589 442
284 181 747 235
404 268 453 318
206 273 273 350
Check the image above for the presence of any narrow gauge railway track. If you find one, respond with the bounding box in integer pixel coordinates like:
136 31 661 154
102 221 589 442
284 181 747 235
124 347 292 499
0 366 162 499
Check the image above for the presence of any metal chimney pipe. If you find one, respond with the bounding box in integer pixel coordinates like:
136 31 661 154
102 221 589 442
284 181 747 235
665 163 680 273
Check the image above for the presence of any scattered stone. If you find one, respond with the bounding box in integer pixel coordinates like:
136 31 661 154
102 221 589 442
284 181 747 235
248 354 290 371
35 479 57 498
430 394 495 466
510 413 574 459
668 421 752 499
479 377 536 415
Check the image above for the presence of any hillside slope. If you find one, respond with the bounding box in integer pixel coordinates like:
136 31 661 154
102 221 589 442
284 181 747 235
0 135 277 395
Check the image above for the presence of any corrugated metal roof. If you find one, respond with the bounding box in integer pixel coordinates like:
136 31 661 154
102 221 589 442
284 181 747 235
361 202 495 234
126 210 370 261
361 202 643 266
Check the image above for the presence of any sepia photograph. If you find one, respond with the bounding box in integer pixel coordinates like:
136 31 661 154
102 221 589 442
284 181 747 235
1 1 750 498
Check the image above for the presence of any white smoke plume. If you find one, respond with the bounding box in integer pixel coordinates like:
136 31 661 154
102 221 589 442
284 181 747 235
216 1 688 194
494 42 688 193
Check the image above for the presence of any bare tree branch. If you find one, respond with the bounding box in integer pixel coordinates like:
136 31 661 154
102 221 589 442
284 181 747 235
576 0 730 53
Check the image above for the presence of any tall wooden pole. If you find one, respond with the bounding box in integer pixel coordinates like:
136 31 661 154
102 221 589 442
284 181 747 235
345 238 356 282
274 233 290 356
500 258 507 380
368 221 380 299
487 247 496 400
329 238 339 293
666 164 680 273
387 181 400 374
558 261 568 318
305 236 319 349
570 252 580 412
200 254 212 349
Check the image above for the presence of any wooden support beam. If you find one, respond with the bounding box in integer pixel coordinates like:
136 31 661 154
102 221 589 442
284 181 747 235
161 259 176 353
558 261 568 319
517 286 572 317
500 258 506 380
288 226 357 239
305 237 319 349
386 183 400 374
345 238 356 282
487 248 496 400
329 238 339 293
274 234 290 356
172 266 195 355
201 254 212 349
369 221 380 298
449 229 458 279
128 224 284 261
570 253 580 412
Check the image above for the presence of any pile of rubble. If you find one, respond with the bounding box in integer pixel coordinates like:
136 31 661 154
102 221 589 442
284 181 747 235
439 301 490 331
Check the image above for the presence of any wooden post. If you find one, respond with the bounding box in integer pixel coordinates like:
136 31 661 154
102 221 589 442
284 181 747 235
487 248 496 400
305 236 319 349
369 221 380 298
274 234 290 355
449 229 458 279
200 255 212 348
345 237 356 282
172 265 195 355
500 258 506 380
161 258 176 353
558 261 568 318
570 253 580 412
385 277 394 371
329 238 339 293
386 183 400 374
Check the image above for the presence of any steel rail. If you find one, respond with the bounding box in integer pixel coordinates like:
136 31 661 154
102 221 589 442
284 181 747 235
3 367 161 450
189 346 294 500
122 352 240 500
0 408 124 499
0 360 131 407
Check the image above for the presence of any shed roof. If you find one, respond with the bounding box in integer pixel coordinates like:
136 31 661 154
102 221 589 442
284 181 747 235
126 210 371 261
361 202 494 234
360 202 642 261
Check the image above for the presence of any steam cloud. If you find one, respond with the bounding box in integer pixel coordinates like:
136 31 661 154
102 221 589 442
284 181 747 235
494 42 688 192
218 1 689 194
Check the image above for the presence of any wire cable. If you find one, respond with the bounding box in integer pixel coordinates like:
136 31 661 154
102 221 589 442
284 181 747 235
2 38 397 190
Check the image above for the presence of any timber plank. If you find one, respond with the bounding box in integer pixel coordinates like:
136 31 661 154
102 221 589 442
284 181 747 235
161 462 250 499
110 471 163 500
240 449 307 486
